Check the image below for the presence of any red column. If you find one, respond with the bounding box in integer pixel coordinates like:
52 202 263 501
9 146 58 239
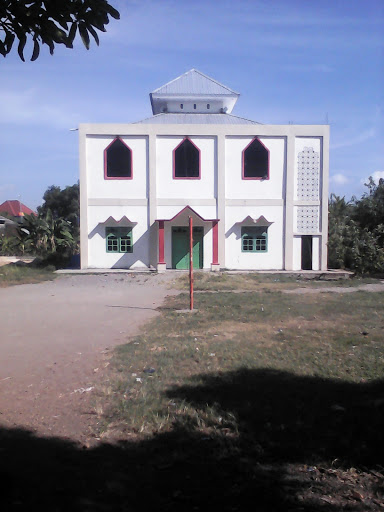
212 220 219 265
158 221 165 263
189 216 194 310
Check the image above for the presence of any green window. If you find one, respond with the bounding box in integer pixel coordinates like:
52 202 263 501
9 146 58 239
241 226 268 252
106 227 133 253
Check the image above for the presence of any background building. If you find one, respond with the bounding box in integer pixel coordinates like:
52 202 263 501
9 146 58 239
0 200 36 224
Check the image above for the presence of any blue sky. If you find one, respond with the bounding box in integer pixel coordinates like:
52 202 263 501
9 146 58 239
1 0 383 211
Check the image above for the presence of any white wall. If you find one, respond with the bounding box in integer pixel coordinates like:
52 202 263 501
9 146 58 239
312 236 320 271
81 124 328 271
166 100 222 113
86 135 148 199
87 205 149 268
293 237 302 270
156 136 216 199
225 206 284 269
225 137 285 200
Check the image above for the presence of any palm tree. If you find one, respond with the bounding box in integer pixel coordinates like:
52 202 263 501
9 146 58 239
20 210 77 257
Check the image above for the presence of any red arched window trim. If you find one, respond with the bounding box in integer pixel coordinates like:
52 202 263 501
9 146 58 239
104 137 133 180
242 137 270 181
172 137 201 180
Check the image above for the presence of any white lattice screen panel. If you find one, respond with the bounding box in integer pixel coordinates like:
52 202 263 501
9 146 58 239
297 146 320 200
296 206 319 233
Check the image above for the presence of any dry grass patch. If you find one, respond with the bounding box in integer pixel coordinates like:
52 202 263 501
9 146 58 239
0 263 56 287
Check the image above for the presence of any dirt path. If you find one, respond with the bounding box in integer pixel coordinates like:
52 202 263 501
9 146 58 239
0 272 178 445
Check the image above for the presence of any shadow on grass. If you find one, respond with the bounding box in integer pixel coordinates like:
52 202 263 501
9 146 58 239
1 369 383 511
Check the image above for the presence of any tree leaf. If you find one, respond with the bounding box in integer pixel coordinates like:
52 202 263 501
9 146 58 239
56 17 69 31
3 1 121 60
87 24 99 46
4 32 16 53
45 37 55 55
31 38 40 61
67 22 77 48
107 5 120 20
17 34 27 61
79 22 90 50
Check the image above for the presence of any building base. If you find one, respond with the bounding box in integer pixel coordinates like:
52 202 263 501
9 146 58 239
157 262 167 273
211 263 221 272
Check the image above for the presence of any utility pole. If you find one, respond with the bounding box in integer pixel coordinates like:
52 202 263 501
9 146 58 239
189 216 194 310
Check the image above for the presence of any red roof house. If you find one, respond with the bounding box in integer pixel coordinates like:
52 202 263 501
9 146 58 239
0 200 36 220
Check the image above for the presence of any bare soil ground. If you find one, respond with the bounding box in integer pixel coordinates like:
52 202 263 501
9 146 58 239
0 272 178 445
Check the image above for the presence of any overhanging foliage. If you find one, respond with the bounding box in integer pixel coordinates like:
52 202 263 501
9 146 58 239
0 0 120 61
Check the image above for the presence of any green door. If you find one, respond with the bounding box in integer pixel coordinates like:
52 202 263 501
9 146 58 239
172 227 203 269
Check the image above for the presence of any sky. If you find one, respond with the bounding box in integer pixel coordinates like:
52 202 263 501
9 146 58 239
0 0 383 211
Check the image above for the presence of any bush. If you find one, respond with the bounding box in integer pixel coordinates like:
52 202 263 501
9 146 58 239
328 179 384 275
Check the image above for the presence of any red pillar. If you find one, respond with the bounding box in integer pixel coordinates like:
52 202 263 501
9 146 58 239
212 220 219 265
158 221 165 264
189 216 194 310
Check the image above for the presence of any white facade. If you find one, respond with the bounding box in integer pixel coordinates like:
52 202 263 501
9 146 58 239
80 70 329 271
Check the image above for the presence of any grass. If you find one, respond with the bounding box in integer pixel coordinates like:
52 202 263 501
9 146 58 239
101 287 384 430
0 263 56 287
176 270 380 292
92 274 384 510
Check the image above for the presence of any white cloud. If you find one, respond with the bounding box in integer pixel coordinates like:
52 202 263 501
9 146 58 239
372 171 384 183
361 171 384 185
0 184 15 193
331 128 376 150
0 88 80 129
108 0 384 54
330 173 350 185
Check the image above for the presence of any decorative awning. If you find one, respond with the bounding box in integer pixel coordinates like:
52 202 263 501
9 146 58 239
156 205 219 223
98 215 137 226
235 215 273 227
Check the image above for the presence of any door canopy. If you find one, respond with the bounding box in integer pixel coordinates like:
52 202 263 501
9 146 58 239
156 205 219 224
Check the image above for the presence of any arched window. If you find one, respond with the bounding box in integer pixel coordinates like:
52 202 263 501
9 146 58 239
242 138 269 180
173 138 200 179
104 138 132 179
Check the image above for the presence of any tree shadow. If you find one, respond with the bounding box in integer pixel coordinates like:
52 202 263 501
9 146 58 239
167 368 384 468
1 369 383 511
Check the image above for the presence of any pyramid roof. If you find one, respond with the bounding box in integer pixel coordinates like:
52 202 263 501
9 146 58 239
151 69 239 96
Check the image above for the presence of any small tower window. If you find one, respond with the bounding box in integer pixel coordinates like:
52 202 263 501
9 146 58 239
242 138 269 180
207 104 210 109
104 138 132 179
180 104 184 109
194 104 197 109
173 138 200 179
